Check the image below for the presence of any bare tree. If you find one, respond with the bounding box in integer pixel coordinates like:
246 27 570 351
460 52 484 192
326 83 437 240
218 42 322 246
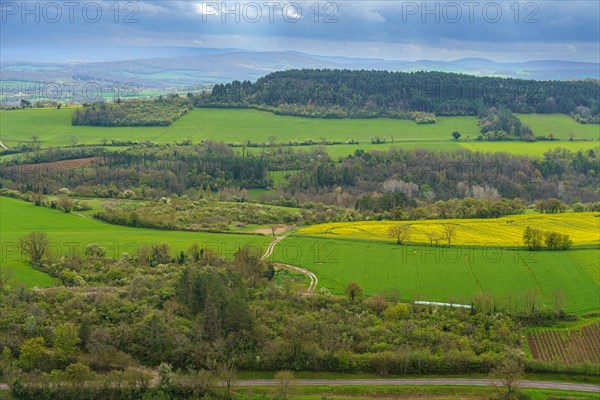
0 267 14 304
388 224 411 245
274 370 296 400
31 135 40 150
425 231 440 246
271 224 284 237
19 232 50 267
442 223 457 245
490 355 524 399
219 361 237 399
552 289 566 317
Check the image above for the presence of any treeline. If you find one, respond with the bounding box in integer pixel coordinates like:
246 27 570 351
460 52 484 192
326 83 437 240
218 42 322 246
72 96 191 127
0 142 270 196
283 147 600 205
2 145 599 212
355 195 525 220
199 69 600 120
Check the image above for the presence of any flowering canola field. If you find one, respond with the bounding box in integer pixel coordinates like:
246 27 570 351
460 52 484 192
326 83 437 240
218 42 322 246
298 212 600 247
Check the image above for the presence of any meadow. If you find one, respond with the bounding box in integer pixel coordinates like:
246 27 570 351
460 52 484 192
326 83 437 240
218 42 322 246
517 114 600 141
0 197 271 287
272 236 600 313
297 212 600 247
0 107 479 147
2 108 597 157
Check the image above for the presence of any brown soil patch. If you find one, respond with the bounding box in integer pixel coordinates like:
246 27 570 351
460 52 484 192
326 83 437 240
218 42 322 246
252 225 292 235
12 157 103 171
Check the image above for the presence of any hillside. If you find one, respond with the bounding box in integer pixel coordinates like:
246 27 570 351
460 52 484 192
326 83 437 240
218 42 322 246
202 69 600 119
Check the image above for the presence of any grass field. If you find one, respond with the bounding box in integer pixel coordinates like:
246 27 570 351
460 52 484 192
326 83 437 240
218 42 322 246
273 236 600 313
0 196 271 287
297 213 600 247
2 108 597 157
234 386 597 400
0 107 480 147
517 114 600 141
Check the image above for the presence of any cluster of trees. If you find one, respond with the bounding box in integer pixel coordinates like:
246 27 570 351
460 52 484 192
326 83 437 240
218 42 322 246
478 107 534 141
284 148 599 205
356 194 525 220
1 143 271 196
571 105 600 124
199 69 600 121
355 191 417 214
72 96 191 127
387 223 457 246
523 227 572 251
93 197 302 231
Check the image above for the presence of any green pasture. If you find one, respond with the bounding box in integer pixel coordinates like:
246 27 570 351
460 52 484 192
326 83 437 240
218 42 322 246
272 236 600 314
0 107 479 147
1 108 597 157
517 113 600 141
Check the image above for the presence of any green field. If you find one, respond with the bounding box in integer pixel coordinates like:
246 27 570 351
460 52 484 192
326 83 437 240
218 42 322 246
2 108 597 157
272 236 600 314
517 114 600 141
0 107 479 146
0 197 271 287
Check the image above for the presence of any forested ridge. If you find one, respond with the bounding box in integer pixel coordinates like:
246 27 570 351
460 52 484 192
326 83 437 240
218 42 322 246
202 69 600 121
67 70 600 130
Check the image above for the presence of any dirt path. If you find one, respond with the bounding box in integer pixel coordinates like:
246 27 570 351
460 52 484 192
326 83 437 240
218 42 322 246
261 233 289 260
262 234 318 294
0 140 8 150
278 263 318 294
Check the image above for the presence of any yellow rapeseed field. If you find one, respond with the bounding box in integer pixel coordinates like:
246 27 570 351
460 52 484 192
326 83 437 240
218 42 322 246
299 212 600 247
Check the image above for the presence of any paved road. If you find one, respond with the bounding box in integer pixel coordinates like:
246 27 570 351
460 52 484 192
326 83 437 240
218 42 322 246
2 378 598 392
232 378 600 392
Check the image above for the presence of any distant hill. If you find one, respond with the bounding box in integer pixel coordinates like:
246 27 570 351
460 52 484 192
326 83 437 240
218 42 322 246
2 48 599 88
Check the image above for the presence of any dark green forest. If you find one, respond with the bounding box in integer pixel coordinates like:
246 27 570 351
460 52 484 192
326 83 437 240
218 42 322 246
202 70 600 120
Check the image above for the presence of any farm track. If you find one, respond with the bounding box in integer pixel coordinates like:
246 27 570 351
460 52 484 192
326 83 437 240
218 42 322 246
262 233 318 294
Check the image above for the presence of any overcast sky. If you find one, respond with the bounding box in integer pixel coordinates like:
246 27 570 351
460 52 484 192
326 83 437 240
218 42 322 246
1 0 599 62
